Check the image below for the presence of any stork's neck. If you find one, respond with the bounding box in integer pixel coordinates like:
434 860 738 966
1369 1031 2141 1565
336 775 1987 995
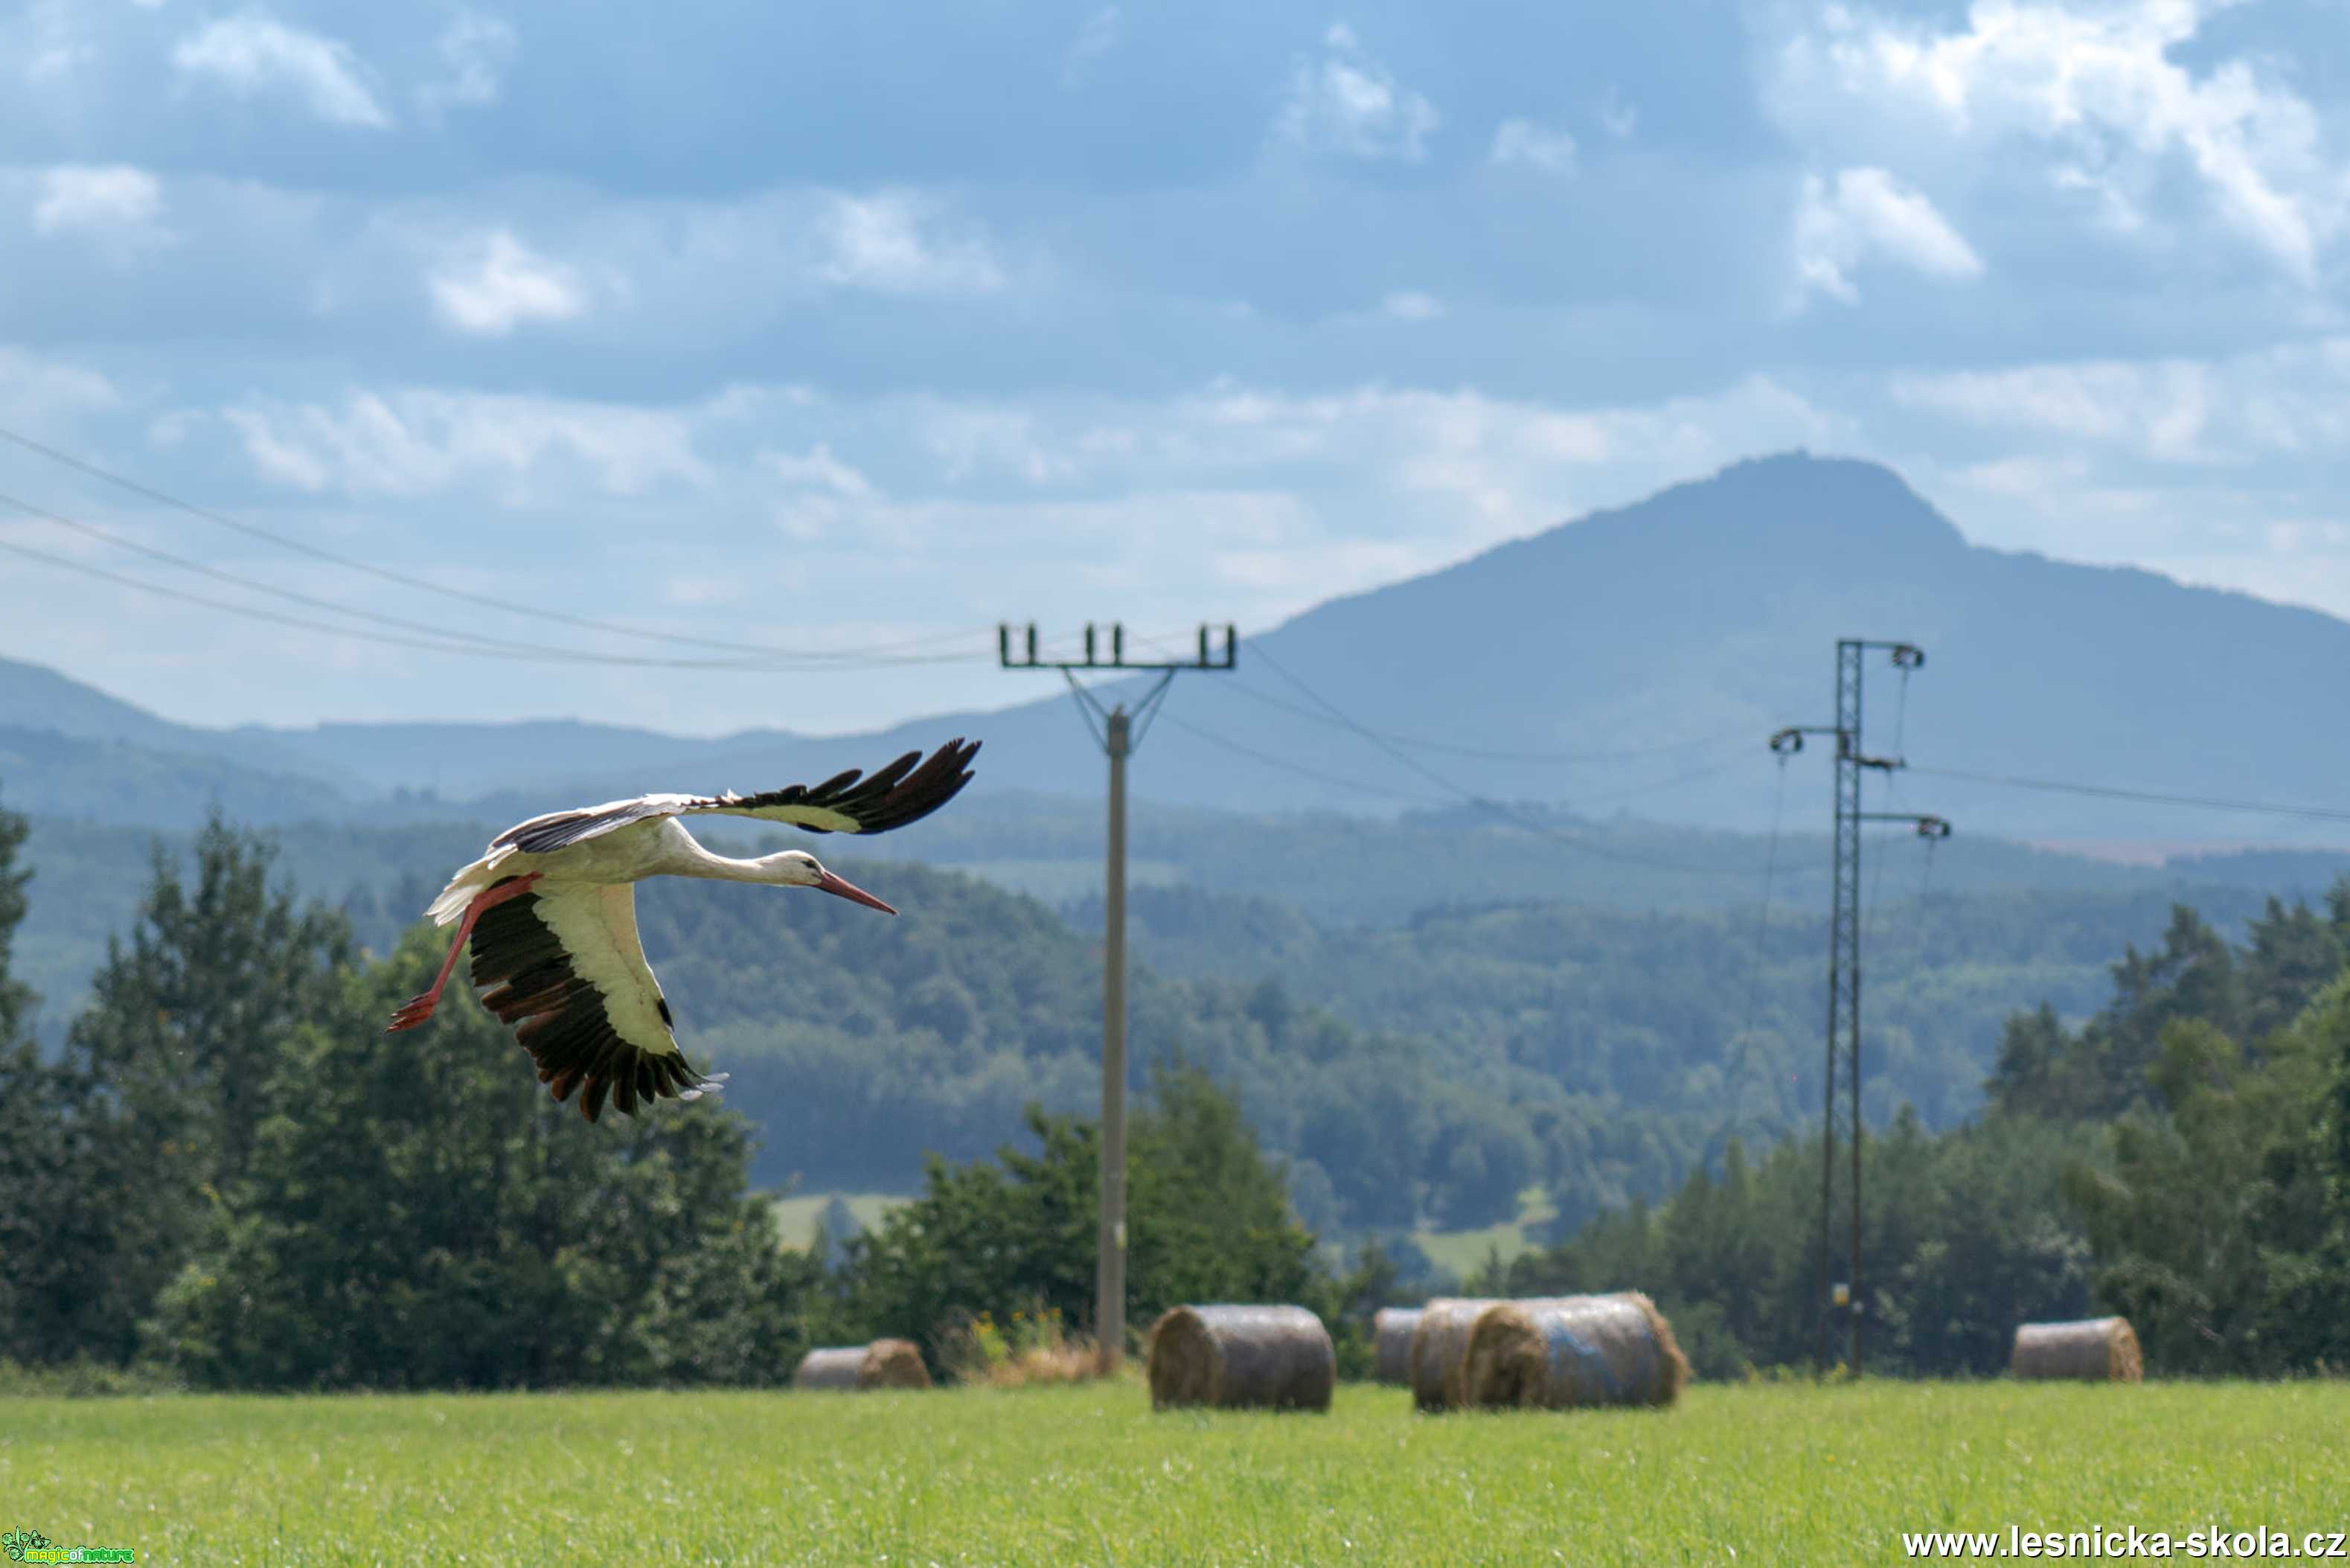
656 820 804 885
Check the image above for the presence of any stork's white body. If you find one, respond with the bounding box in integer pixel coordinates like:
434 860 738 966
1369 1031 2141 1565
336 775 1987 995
426 811 768 924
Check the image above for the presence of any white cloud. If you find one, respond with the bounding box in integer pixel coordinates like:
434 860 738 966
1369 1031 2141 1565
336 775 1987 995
660 575 742 607
759 444 880 541
1597 85 1638 141
1060 5 1119 86
761 444 876 499
816 193 1006 294
417 10 517 123
1895 359 2212 454
1276 22 1441 163
221 388 711 498
1380 290 1444 321
1489 119 1578 175
919 406 1078 485
1891 338 2350 462
170 9 391 128
1791 166 1984 307
1952 452 2092 499
0 347 118 433
1766 0 2349 283
31 164 166 241
426 231 590 336
9 0 92 83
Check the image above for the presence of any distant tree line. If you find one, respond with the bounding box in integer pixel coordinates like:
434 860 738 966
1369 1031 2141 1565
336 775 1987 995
1485 889 2350 1377
27 807 2335 1245
7 778 2348 1388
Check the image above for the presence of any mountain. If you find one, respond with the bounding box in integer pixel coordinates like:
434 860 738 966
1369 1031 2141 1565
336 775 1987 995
0 657 367 796
6 453 2347 845
0 726 351 828
797 452 2350 842
358 452 2350 844
231 719 810 803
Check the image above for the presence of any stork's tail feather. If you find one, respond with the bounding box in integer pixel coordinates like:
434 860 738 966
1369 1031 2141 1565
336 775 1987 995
423 851 513 926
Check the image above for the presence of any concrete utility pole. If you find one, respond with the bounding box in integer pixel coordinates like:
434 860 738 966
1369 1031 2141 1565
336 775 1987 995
1770 639 1950 1378
999 621 1238 1369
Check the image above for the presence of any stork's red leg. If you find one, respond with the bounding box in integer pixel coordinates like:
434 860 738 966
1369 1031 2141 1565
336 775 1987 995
386 874 542 1031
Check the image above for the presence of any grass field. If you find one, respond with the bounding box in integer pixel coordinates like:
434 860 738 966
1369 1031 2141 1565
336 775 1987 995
5 1380 2345 1565
770 1191 912 1250
1410 1186 1558 1280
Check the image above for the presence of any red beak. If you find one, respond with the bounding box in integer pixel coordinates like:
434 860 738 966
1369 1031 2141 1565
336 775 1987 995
815 869 897 915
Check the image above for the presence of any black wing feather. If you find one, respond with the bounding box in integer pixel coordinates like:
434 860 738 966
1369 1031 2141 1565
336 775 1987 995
467 883 711 1123
487 737 980 854
705 737 981 835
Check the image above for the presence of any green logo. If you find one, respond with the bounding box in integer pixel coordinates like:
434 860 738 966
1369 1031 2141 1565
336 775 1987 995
1 1529 137 1564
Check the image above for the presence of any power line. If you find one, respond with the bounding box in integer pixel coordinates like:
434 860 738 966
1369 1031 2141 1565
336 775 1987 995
0 534 972 671
1905 764 2350 826
0 488 763 667
0 535 548 661
1125 630 1753 764
1242 641 1747 877
1567 752 1759 809
0 422 990 662
1151 708 1451 806
1206 674 1752 764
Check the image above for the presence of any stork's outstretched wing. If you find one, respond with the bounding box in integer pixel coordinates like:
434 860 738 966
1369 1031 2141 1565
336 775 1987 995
468 877 720 1122
490 737 980 857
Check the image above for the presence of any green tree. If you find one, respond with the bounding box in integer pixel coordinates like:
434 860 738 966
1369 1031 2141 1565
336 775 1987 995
50 818 354 1363
842 1060 1318 1366
2248 975 2350 1371
2240 895 2350 1043
0 784 113 1367
151 923 818 1389
2063 1013 2334 1375
0 782 29 1045
1491 1111 2095 1377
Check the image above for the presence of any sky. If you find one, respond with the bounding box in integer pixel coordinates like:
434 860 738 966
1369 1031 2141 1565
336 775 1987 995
1 0 2348 737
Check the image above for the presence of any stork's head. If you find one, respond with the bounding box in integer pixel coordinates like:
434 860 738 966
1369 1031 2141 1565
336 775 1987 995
758 849 898 914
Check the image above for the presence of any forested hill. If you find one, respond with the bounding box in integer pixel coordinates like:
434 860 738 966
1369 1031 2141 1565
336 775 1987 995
19 806 2349 1031
20 796 2347 1239
640 854 2328 1232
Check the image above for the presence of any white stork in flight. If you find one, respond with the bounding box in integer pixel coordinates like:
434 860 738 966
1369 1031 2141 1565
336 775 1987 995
387 737 981 1122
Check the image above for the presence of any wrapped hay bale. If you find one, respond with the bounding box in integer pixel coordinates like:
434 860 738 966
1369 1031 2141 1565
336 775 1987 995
1147 1304 1335 1412
1373 1308 1421 1386
1407 1297 1499 1411
1462 1293 1689 1411
792 1339 932 1391
2011 1317 2143 1382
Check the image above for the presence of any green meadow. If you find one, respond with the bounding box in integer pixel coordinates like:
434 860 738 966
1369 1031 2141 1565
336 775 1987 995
6 1380 2344 1566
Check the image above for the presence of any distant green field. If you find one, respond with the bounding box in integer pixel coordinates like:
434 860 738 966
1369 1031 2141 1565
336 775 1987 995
769 1191 912 1250
7 1381 2345 1565
775 1184 1543 1276
1411 1187 1557 1281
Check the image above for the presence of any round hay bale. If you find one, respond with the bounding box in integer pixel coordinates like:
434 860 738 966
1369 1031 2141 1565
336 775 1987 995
792 1339 933 1391
1146 1304 1335 1412
1407 1297 1499 1411
2011 1317 2142 1382
1373 1308 1421 1386
1462 1293 1689 1410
